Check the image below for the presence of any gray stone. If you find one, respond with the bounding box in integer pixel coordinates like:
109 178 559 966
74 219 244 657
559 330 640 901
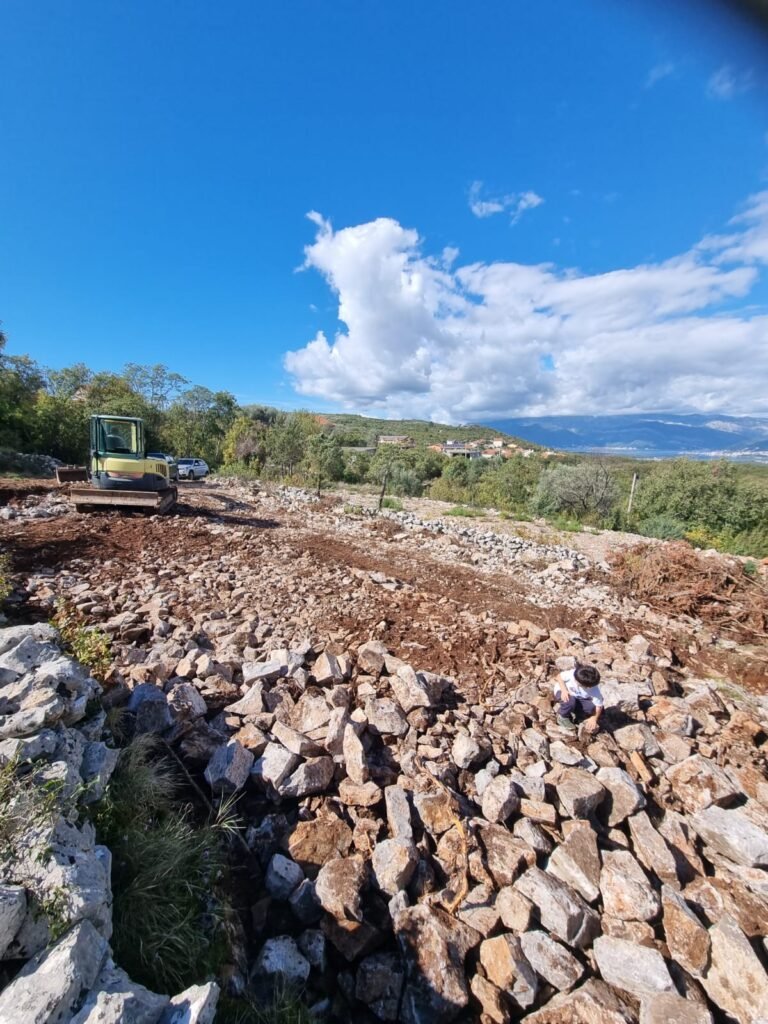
639 993 713 1024
593 935 675 998
600 850 660 922
394 905 480 1024
391 665 436 712
555 767 605 819
365 697 408 737
701 913 768 1023
128 683 171 735
413 790 454 836
0 730 58 765
278 755 334 798
356 640 388 677
385 785 413 842
69 961 169 1024
514 867 600 949
251 743 299 792
255 935 310 983
356 952 405 1022
0 920 108 1024
289 879 322 925
297 928 326 971
456 885 500 937
547 825 601 903
158 982 219 1024
481 775 520 823
597 766 646 826
79 741 119 804
343 723 368 785
0 885 26 959
451 733 489 770
204 740 253 793
224 682 264 716
265 854 304 901
315 855 367 922
0 623 58 657
271 720 323 757
614 722 661 758
0 636 59 683
372 839 418 896
628 811 679 888
313 650 343 685
513 818 552 855
167 683 207 722
690 805 768 867
242 659 286 685
496 886 533 932
519 929 583 992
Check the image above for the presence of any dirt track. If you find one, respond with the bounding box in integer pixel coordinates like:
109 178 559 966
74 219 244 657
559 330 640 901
1 478 767 694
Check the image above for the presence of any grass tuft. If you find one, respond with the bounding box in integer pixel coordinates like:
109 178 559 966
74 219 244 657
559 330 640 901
53 601 112 680
217 984 314 1024
444 505 484 518
91 735 232 993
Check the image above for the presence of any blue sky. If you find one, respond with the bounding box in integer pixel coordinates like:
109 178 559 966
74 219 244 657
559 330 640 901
2 1 768 419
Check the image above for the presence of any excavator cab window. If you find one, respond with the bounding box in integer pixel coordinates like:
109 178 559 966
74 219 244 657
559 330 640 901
94 417 142 456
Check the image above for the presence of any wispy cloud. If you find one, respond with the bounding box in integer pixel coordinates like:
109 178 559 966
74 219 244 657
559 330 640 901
284 193 768 419
645 61 675 89
707 65 754 100
469 181 544 224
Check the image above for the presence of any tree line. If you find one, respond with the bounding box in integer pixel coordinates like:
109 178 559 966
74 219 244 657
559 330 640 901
1 336 766 557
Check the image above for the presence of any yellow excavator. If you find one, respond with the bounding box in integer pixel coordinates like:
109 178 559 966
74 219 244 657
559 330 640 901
59 414 178 513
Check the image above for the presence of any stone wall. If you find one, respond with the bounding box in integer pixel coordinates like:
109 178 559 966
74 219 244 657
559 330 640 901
0 623 219 1024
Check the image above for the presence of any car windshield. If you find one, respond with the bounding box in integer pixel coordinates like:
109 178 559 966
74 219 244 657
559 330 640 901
178 459 193 465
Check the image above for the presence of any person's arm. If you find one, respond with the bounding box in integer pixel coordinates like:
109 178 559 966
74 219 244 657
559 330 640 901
585 704 603 732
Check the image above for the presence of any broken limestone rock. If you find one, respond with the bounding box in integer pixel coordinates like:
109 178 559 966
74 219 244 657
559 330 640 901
690 804 768 868
600 850 660 922
479 934 538 1011
555 768 605 819
355 951 404 1021
661 885 710 978
547 825 601 903
372 839 418 896
315 855 367 922
278 756 335 798
515 867 600 949
0 920 108 1024
481 775 520 824
701 913 768 1023
265 854 304 901
593 935 674 999
395 905 480 1024
204 739 253 794
596 766 646 826
254 935 310 983
638 993 713 1024
519 928 583 992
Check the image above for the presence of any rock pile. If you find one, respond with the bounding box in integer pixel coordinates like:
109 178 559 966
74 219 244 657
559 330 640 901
103 616 768 1022
0 623 218 1024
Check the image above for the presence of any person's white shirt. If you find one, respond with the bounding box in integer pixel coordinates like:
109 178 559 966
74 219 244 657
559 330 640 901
555 669 604 707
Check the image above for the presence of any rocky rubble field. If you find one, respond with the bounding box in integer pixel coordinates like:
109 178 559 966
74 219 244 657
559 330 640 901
1 478 768 1023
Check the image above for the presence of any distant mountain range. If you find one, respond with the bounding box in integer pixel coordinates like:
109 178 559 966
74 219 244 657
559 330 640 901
483 414 768 459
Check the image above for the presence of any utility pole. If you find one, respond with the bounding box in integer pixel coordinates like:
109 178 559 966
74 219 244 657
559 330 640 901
626 472 638 516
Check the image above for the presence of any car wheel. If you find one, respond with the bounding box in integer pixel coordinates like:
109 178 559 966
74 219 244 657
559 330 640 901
189 470 196 481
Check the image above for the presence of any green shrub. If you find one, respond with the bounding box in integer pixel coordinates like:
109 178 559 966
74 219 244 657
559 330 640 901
550 515 582 533
0 552 12 603
380 496 403 511
217 985 314 1024
637 515 687 540
444 505 484 518
53 603 112 680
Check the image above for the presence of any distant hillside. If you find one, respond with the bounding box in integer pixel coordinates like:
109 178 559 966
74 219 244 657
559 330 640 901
485 413 768 457
326 413 536 448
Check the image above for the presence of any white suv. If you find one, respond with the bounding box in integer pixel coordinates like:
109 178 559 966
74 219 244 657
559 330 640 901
177 458 209 480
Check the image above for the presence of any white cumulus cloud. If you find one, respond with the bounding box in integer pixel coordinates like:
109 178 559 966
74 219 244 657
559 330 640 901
468 181 544 224
283 195 768 420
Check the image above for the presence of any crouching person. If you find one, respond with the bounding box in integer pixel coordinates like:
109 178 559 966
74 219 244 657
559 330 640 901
555 663 604 733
